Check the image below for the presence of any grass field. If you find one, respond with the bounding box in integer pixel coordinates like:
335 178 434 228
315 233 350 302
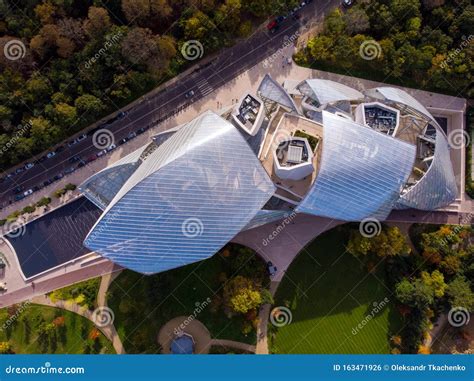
271 227 402 354
108 245 268 353
0 304 114 354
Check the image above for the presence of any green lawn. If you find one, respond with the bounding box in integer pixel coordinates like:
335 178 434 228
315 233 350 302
271 227 402 354
108 245 268 353
0 304 114 354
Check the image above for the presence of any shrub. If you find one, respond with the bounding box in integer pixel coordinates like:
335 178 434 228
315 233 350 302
22 205 36 214
36 197 51 207
64 183 76 191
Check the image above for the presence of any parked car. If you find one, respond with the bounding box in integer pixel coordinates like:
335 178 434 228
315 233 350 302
24 162 34 170
127 131 137 139
117 111 128 119
76 160 86 168
15 167 24 174
77 134 87 142
64 166 76 174
13 186 23 194
86 155 97 163
96 150 106 158
266 20 278 32
37 156 47 163
342 0 354 7
106 143 117 152
23 189 33 196
46 151 56 158
43 179 53 187
53 173 64 181
69 155 81 163
32 185 40 192
15 194 25 201
56 145 65 153
118 137 129 146
185 90 195 99
267 261 278 277
136 127 147 135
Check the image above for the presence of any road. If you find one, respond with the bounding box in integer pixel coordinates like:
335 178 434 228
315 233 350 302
0 0 338 209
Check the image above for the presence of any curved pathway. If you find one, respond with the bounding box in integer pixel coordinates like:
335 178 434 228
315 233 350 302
210 339 255 353
31 272 125 354
158 316 212 354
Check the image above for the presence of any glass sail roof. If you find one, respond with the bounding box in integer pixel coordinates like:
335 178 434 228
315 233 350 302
84 111 275 274
296 112 416 221
297 79 364 105
258 74 298 112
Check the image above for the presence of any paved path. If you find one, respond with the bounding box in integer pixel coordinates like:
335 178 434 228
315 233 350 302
32 293 125 354
255 281 280 355
158 316 212 354
210 339 255 353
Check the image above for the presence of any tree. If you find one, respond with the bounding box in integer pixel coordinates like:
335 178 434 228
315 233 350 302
347 226 410 258
223 276 262 314
420 270 446 298
446 277 474 311
215 0 241 33
75 94 104 120
395 278 434 309
121 0 172 27
83 7 111 38
52 103 77 129
343 7 370 34
34 1 56 25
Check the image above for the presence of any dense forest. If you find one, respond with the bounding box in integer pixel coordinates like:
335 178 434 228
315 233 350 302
295 0 473 99
0 0 298 170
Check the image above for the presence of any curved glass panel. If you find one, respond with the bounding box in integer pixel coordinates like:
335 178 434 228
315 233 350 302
258 74 298 112
84 111 275 274
297 79 364 105
296 112 416 221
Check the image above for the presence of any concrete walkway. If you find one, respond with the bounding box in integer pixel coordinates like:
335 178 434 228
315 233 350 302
32 293 125 354
256 281 280 354
210 339 255 353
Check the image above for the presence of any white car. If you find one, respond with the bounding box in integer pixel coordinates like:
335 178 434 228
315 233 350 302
23 189 33 196
24 162 34 170
106 143 117 152
46 151 56 159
